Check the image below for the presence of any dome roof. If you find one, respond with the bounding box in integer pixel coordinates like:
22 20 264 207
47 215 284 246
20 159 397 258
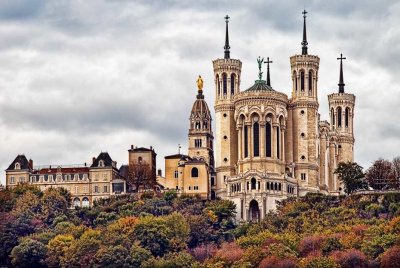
191 96 211 119
245 79 275 92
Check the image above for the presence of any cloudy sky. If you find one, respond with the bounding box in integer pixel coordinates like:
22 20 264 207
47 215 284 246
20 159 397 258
1 0 399 184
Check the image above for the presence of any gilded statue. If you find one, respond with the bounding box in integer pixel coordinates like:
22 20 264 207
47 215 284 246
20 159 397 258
196 75 203 90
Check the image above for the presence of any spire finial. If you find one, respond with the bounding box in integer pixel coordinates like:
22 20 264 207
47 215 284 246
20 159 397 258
337 53 346 93
224 15 230 59
264 57 273 86
301 10 308 55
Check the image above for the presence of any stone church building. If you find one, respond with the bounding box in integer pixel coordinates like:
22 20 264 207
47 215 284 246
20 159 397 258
160 11 356 222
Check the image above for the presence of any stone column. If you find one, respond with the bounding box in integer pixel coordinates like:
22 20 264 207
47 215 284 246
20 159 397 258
281 126 286 163
260 121 266 157
246 122 252 159
237 126 242 161
272 123 278 159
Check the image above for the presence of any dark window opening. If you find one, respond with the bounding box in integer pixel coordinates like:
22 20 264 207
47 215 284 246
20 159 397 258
345 107 350 127
222 73 227 95
276 127 280 159
308 70 313 92
253 122 260 157
251 178 256 190
300 70 305 91
191 167 199 177
266 122 272 157
337 107 342 127
230 73 235 95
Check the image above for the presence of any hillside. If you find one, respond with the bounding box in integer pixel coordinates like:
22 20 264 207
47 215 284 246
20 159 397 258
1 185 400 267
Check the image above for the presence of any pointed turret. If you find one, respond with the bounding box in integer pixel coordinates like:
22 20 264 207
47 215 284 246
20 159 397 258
224 15 230 59
301 10 308 55
337 53 346 93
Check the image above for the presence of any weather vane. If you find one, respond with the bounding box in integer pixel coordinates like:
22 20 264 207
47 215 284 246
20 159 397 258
257 56 264 81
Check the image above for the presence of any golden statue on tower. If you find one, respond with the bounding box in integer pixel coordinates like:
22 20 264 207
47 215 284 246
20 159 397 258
196 75 203 90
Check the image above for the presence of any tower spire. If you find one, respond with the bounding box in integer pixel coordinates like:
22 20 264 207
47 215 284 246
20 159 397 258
337 53 346 93
224 15 230 59
264 57 273 86
301 10 308 55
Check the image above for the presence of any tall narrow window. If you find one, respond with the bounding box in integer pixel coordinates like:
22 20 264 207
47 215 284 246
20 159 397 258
222 73 227 95
337 107 342 127
294 71 298 91
331 108 335 126
266 122 272 157
251 178 256 190
308 70 313 92
253 122 259 157
300 70 305 91
216 75 220 95
244 125 249 157
345 107 350 127
276 127 280 159
230 73 235 95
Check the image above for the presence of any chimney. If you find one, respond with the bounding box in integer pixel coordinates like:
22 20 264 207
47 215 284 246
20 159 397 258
92 157 96 164
150 146 153 150
131 144 134 150
157 169 162 177
29 159 33 169
84 162 87 167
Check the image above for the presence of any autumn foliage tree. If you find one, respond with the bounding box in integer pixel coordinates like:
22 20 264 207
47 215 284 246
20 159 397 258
127 159 155 193
365 159 398 190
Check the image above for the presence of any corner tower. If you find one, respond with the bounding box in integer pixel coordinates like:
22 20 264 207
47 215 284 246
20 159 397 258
213 15 242 197
188 76 214 171
328 54 355 167
288 10 320 194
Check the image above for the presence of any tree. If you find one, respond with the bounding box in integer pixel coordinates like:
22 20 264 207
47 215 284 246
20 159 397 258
380 246 400 268
334 162 366 194
10 238 47 268
393 157 400 180
127 160 155 193
365 159 398 190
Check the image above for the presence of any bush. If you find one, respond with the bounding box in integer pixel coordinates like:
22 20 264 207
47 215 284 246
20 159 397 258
10 238 47 268
380 246 400 268
330 249 368 268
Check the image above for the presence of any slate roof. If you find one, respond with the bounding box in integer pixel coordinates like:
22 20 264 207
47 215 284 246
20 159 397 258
165 154 189 160
91 152 114 168
6 155 31 171
119 164 129 179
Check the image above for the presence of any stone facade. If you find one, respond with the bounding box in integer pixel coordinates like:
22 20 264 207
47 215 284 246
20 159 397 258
212 13 356 221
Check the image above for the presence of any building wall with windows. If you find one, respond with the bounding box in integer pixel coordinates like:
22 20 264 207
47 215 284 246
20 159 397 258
5 152 126 207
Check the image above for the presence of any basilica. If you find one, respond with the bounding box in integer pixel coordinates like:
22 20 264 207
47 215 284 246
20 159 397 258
159 11 356 221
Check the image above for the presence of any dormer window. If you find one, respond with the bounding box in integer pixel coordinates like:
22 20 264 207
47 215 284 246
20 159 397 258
15 162 20 170
98 160 105 167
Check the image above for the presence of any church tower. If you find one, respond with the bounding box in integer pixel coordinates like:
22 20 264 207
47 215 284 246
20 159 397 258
328 54 356 191
287 10 320 194
213 15 242 197
188 76 214 170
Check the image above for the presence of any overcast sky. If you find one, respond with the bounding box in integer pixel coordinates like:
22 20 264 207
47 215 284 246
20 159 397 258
1 0 399 184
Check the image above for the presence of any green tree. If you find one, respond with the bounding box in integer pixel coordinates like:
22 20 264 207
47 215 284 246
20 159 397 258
130 245 153 268
93 245 132 268
10 238 47 268
334 162 366 194
46 234 74 267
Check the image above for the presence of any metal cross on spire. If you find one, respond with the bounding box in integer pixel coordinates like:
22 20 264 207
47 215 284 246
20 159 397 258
337 53 346 93
264 57 273 86
301 9 308 55
224 15 230 59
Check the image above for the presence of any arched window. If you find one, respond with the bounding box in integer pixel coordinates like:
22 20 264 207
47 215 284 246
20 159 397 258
244 125 249 157
216 74 220 95
222 73 227 95
15 162 20 170
337 107 342 127
73 197 80 207
300 70 305 91
98 160 105 167
253 122 260 157
276 126 280 159
308 70 313 92
267 182 270 190
293 71 298 91
82 197 89 207
266 122 272 157
331 108 335 126
345 107 350 127
251 178 256 190
191 167 199 178
230 73 235 95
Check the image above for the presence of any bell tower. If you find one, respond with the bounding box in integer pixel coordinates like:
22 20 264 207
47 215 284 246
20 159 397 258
213 15 242 197
288 10 320 194
328 54 356 191
188 76 214 170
